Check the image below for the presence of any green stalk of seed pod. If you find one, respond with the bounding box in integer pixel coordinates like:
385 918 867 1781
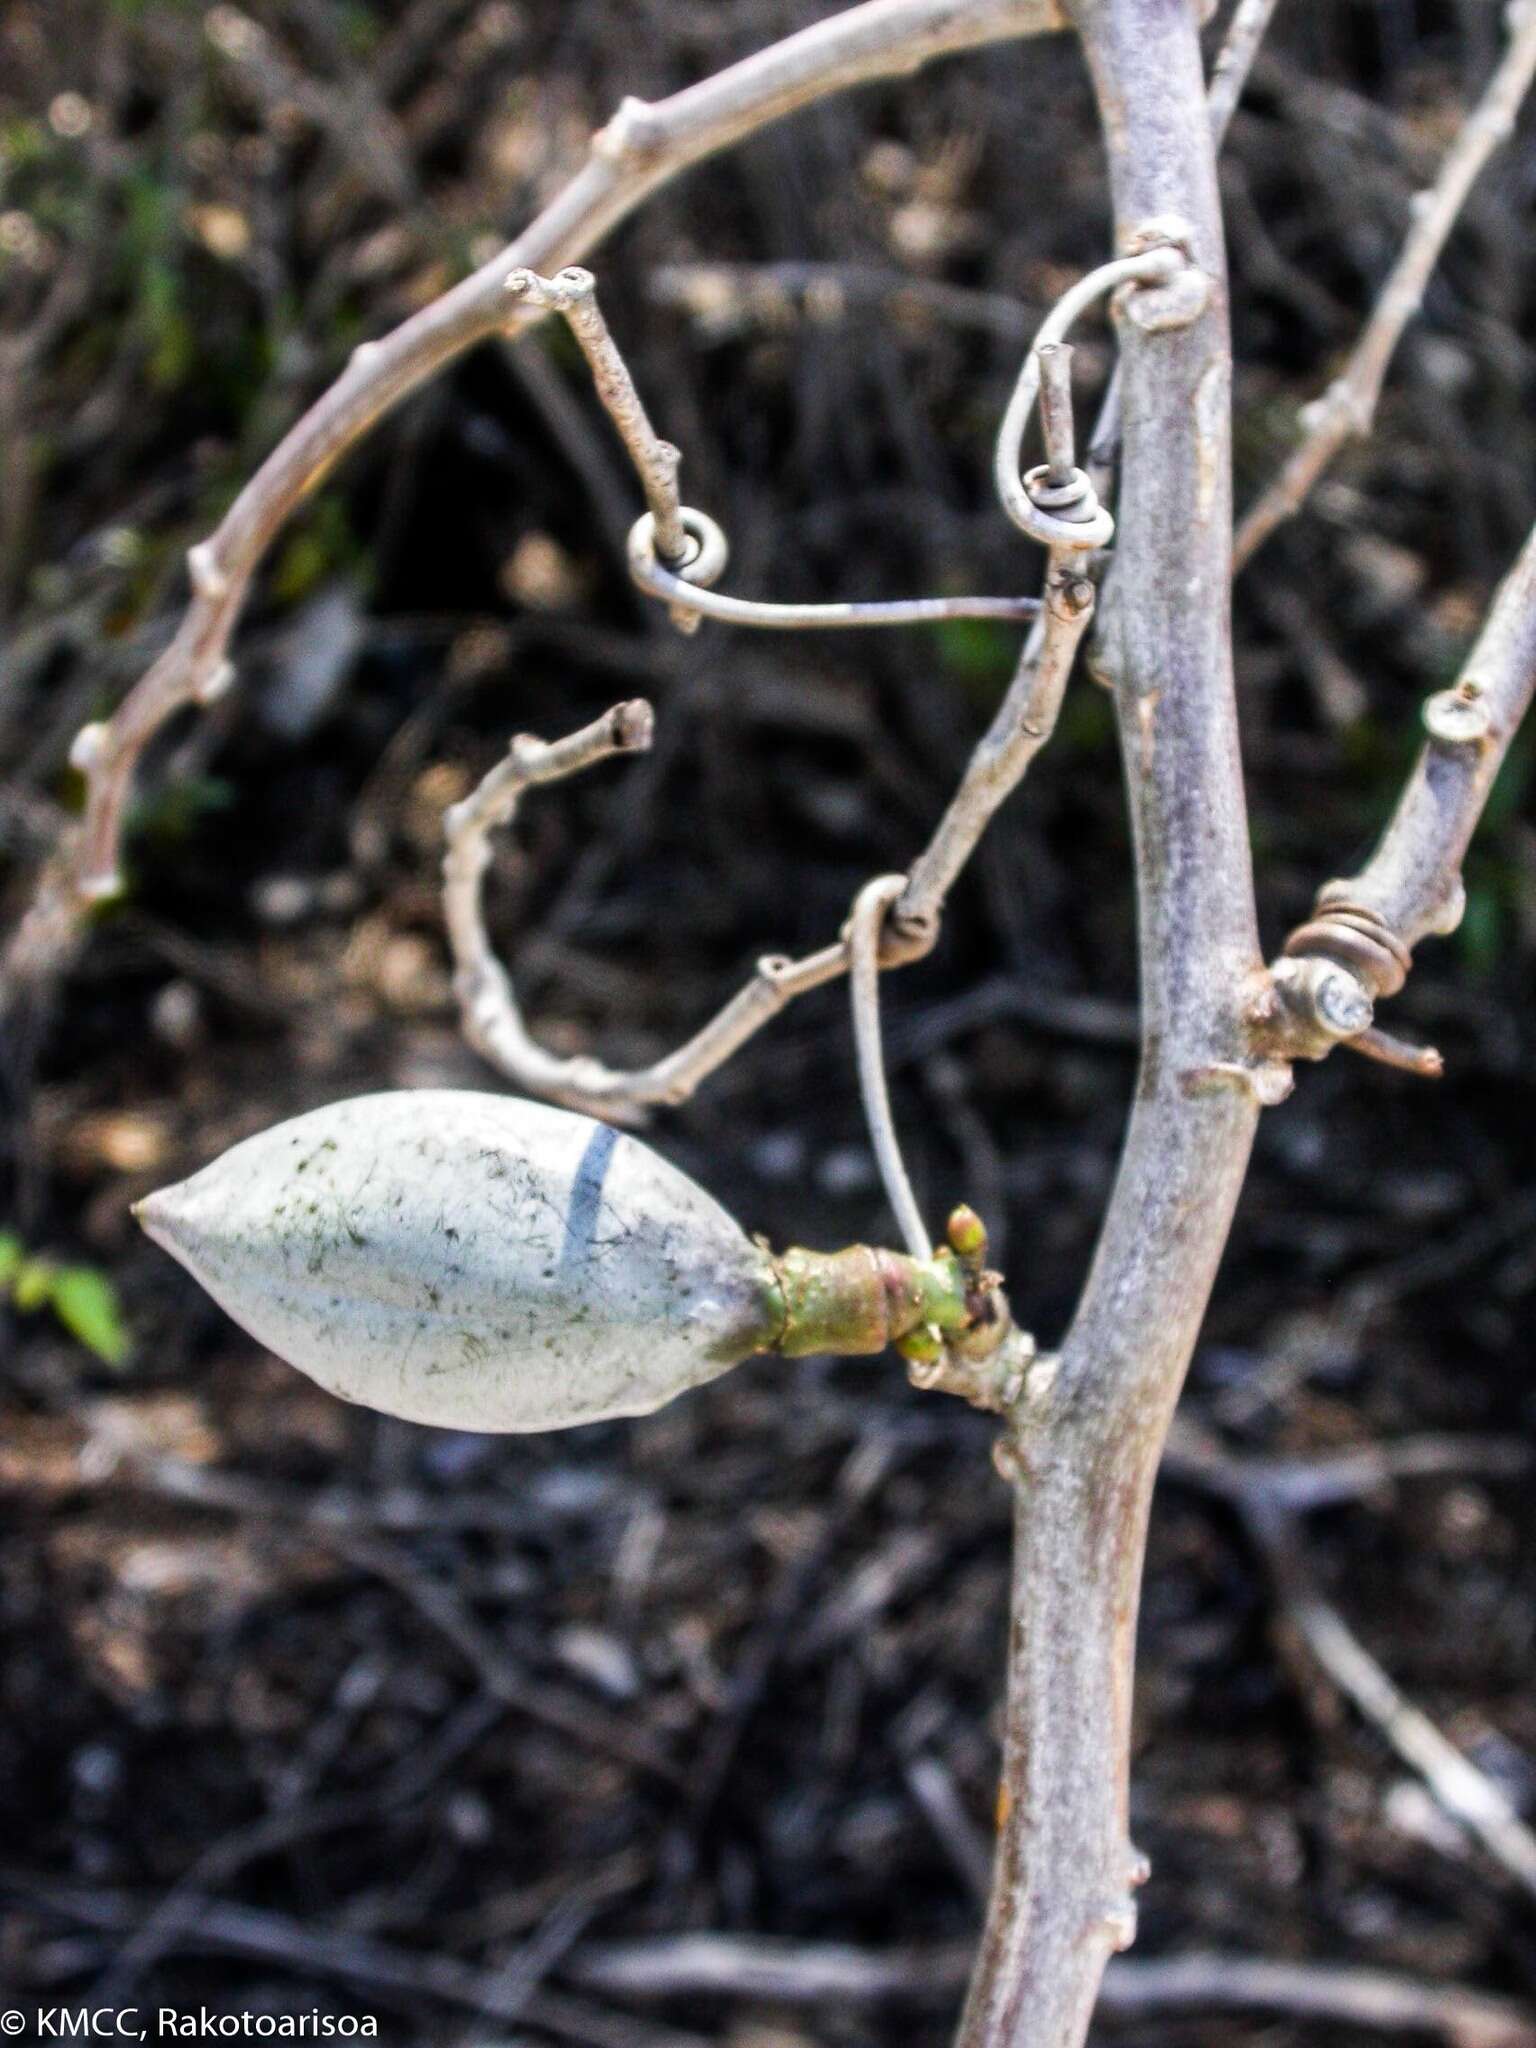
134 1090 978 1434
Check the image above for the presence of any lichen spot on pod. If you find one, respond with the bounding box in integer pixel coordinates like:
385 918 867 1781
134 1090 781 1432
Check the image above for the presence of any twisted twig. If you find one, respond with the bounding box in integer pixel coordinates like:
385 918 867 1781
626 511 1041 631
1 0 1067 1002
508 262 1045 634
439 250 1212 1123
993 242 1185 549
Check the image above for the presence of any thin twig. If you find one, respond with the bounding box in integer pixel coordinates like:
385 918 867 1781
1165 1424 1536 1901
1100 1953 1536 2047
848 874 932 1260
1272 1553 1536 1898
894 566 1094 941
1234 0 1536 570
564 1934 1536 2044
442 263 1190 1122
442 701 664 1121
1205 0 1286 145
18 1885 1535 2048
506 267 690 568
440 696 933 1119
649 260 1035 342
11 1883 713 2048
627 516 1042 630
994 244 1180 549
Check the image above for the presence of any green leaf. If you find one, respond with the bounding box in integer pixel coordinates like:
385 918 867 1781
270 494 364 605
12 1256 58 1312
1481 729 1533 835
1457 880 1503 980
931 617 1017 696
48 1265 132 1368
0 1231 23 1290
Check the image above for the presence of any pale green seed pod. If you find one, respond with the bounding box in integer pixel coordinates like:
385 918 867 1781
135 1090 782 1432
136 1089 983 1433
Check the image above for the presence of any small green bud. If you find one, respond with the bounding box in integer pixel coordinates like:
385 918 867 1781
896 1324 943 1365
946 1204 988 1265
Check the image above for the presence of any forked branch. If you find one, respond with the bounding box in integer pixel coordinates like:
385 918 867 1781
1 0 1067 1001
436 241 1204 1123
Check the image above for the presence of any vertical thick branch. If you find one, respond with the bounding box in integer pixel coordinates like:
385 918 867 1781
957 5 1267 2045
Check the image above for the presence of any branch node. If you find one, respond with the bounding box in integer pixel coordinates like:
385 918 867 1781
594 95 665 166
1051 571 1097 620
187 542 229 602
78 869 126 907
67 721 110 776
1424 678 1495 746
1117 263 1211 335
1285 894 1411 1000
630 505 729 589
1273 955 1375 1042
195 659 236 708
991 1433 1027 1485
1345 1026 1445 1079
1099 1899 1140 1956
987 1347 1058 1484
1118 213 1196 259
1182 1059 1293 1106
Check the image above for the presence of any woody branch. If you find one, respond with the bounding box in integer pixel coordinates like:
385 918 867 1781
1260 518 1536 1074
957 0 1272 2040
438 249 1155 1122
0 0 1066 1003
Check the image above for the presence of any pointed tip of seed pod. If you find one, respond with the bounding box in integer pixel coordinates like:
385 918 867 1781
131 1182 186 1253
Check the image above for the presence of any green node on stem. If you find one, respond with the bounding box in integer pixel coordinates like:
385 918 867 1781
765 1242 973 1358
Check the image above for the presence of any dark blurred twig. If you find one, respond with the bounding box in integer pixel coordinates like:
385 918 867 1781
1234 1 1536 569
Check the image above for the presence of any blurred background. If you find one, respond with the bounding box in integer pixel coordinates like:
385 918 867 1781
3 2 1536 2042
